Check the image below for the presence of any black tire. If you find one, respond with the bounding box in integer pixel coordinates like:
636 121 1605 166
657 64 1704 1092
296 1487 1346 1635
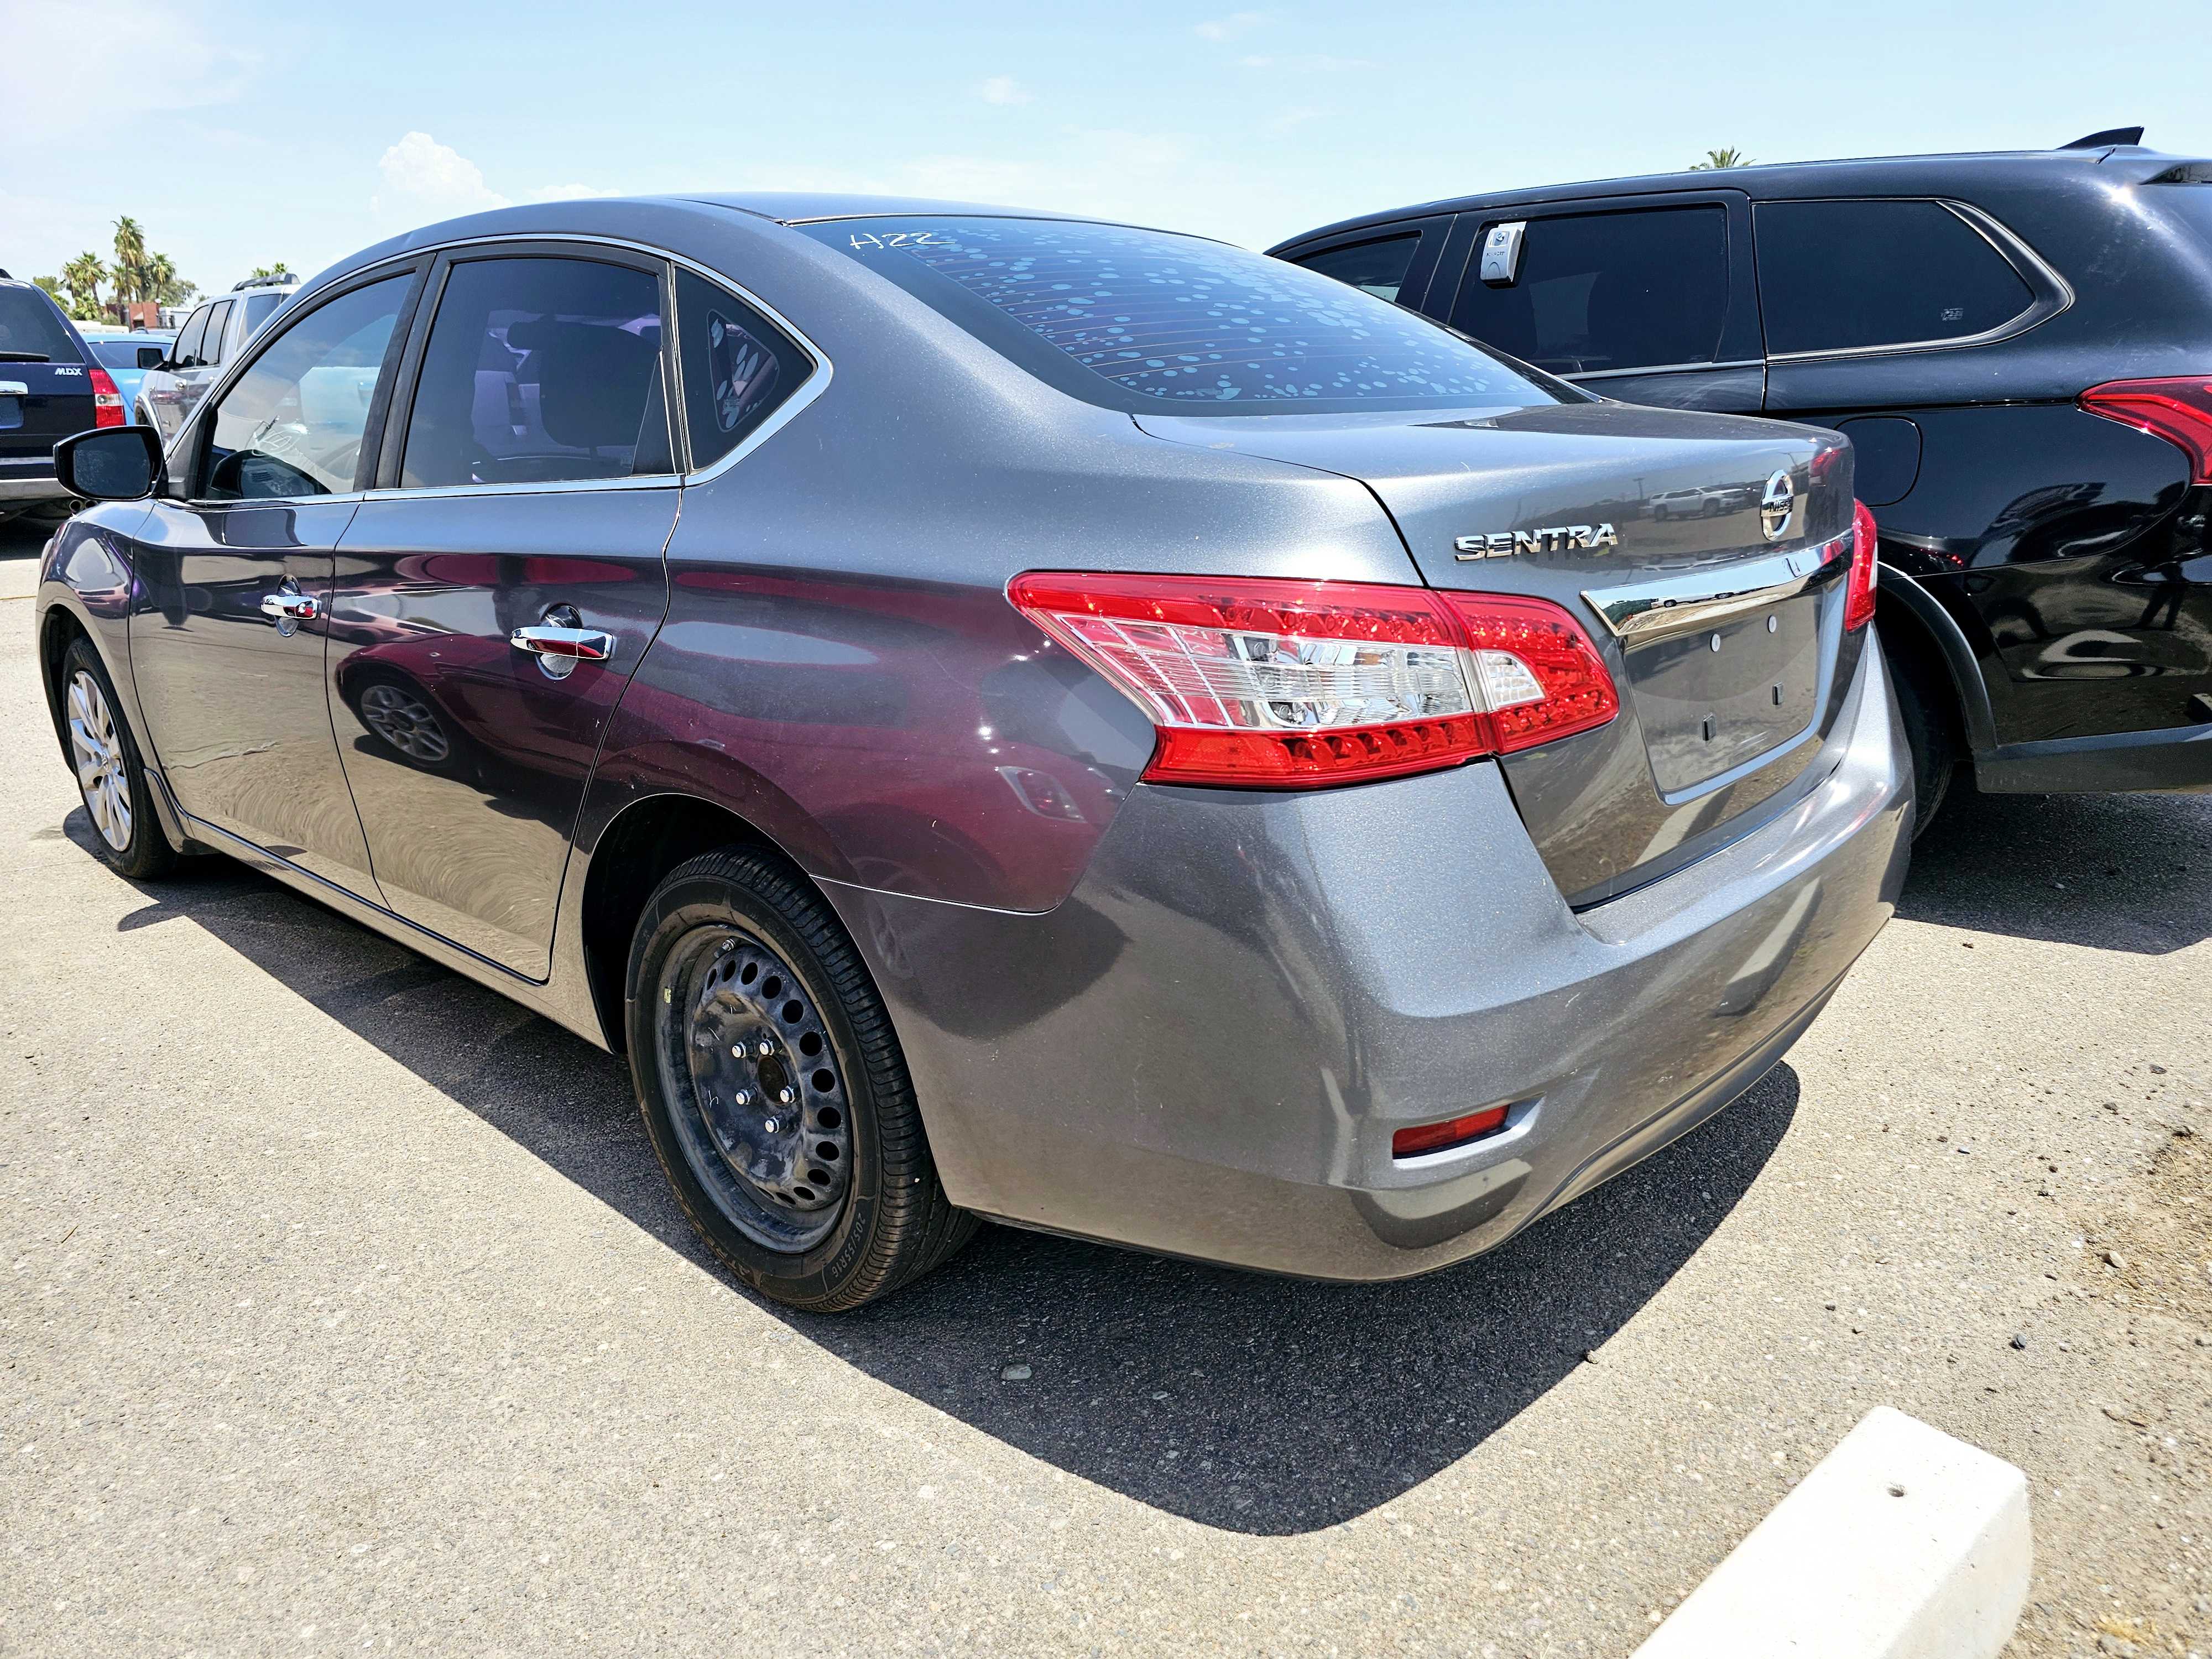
59 635 179 880
1881 628 1961 837
625 847 975 1312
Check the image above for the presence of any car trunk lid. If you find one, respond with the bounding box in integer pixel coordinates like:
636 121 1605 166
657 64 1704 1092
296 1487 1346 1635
1135 401 1861 903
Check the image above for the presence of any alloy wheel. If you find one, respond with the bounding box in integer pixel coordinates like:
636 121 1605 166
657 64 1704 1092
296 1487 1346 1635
359 682 452 763
66 670 132 852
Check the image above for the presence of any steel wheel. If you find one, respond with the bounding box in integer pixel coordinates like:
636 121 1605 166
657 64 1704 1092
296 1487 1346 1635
359 681 452 763
67 669 133 852
658 925 854 1253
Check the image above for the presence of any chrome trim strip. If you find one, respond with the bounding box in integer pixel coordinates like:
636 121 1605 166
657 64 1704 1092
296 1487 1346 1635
175 229 833 504
358 474 676 504
1762 198 2074 364
1568 357 1761 383
1582 531 1852 644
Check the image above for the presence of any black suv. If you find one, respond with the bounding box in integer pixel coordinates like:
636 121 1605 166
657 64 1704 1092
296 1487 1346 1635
1274 130 2212 828
0 274 123 528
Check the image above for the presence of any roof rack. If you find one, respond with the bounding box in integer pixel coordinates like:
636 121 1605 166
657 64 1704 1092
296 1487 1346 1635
231 272 298 290
2060 126 2144 149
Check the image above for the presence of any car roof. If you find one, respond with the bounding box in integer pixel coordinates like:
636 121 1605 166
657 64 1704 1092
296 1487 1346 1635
1269 143 2212 252
685 191 1121 225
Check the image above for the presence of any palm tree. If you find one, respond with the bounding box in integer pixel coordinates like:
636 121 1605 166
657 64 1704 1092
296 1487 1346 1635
1688 147 1751 170
60 252 108 320
144 252 195 306
111 216 149 302
248 263 290 280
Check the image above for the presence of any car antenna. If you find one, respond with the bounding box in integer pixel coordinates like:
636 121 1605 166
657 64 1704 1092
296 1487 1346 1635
2060 126 2145 149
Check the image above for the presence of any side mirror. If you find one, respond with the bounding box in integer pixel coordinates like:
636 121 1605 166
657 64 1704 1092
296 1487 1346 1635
55 426 163 502
137 345 166 370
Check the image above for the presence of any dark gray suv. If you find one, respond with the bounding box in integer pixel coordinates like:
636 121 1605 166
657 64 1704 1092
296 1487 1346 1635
40 195 1910 1309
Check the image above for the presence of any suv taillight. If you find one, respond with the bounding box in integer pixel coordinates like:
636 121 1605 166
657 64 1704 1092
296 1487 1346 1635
88 366 124 429
1845 500 1879 632
2079 378 2212 482
1005 571 1619 789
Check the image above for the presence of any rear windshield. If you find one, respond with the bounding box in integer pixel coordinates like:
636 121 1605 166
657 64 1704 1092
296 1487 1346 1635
795 216 1565 416
0 288 83 362
88 336 164 368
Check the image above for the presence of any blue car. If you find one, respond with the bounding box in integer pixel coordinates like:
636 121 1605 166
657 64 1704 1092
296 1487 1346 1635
84 332 175 416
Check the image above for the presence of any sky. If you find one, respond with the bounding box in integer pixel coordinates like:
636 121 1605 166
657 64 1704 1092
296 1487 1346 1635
7 0 2212 301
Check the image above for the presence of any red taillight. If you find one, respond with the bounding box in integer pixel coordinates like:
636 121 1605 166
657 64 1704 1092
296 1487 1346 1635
1845 499 1879 633
1392 1104 1510 1159
2079 377 2212 482
88 366 124 429
1005 571 1619 789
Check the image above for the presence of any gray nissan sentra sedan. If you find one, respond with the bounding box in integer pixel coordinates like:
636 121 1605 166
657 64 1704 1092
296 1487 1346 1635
38 194 1911 1310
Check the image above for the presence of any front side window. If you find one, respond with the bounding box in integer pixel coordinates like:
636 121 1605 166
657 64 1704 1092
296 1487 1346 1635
1755 199 2037 355
202 275 411 501
171 307 211 369
199 300 234 365
399 255 671 489
796 216 1563 415
675 267 810 471
1448 206 1730 375
1293 234 1422 304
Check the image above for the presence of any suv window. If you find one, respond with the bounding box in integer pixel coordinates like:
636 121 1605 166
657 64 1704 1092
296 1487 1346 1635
674 268 810 471
1293 234 1423 304
202 276 411 501
399 255 671 489
1449 206 1730 375
0 288 82 362
241 290 289 337
1755 200 2035 355
171 306 212 369
200 300 235 365
796 216 1561 415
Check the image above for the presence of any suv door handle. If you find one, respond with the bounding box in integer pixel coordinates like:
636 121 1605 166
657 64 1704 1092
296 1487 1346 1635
509 624 613 662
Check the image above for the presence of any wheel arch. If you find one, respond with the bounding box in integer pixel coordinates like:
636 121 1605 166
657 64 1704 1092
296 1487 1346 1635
37 601 91 761
1874 568 1994 755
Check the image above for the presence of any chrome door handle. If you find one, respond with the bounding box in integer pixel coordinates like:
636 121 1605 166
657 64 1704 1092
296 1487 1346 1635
509 625 613 662
259 591 319 622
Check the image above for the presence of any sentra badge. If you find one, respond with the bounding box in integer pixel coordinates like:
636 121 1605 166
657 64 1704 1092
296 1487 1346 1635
1453 523 1619 561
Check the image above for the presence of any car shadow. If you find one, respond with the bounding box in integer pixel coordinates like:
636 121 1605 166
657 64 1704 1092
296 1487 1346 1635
1898 783 2212 953
87 810 1796 1536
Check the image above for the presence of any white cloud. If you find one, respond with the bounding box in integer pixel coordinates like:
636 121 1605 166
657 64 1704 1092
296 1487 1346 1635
1238 54 1374 71
979 75 1034 106
1195 11 1268 41
372 132 509 225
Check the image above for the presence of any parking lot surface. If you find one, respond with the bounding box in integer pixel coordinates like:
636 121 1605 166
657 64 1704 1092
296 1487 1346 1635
3 527 2206 1658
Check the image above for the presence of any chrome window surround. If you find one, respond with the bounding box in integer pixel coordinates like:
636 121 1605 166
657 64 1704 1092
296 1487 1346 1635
1758 197 2075 363
1569 357 1761 383
165 231 832 508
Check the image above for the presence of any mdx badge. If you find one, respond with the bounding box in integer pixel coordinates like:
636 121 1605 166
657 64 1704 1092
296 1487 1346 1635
1454 523 1619 560
1760 471 1796 541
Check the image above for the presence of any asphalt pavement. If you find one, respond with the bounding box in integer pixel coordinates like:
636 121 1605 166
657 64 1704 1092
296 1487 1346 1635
3 523 2206 1657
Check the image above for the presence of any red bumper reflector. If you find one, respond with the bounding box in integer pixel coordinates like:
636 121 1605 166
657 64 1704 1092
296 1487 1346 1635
1844 499 1879 632
1391 1104 1510 1159
89 366 125 429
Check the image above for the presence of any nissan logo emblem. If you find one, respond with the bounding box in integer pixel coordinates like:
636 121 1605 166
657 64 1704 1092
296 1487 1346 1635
1760 471 1796 542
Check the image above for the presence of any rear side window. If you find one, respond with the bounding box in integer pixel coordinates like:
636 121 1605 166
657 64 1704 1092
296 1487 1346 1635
0 288 82 362
202 276 411 501
1448 206 1730 375
399 255 671 489
1292 234 1422 304
674 267 811 471
1755 200 2035 354
242 291 288 336
200 300 235 364
797 216 1562 415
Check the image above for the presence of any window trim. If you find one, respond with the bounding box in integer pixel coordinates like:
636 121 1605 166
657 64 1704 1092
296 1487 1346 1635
200 299 234 365
169 261 431 507
1755 196 2074 364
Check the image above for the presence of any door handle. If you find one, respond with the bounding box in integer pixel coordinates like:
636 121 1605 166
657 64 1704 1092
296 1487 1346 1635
509 624 613 662
259 591 319 621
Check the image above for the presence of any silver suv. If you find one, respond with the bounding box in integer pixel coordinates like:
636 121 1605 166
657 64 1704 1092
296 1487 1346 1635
134 273 299 444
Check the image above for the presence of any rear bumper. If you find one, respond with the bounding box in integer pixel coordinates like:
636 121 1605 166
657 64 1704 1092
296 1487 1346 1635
823 641 1912 1281
1975 718 2212 795
0 464 69 505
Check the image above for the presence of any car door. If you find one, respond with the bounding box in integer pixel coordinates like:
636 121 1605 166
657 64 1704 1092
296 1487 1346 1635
140 302 208 440
1432 190 1765 413
326 243 678 978
125 266 426 898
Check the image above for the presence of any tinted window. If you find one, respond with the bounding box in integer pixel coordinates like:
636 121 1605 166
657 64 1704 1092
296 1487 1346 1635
797 216 1562 415
1450 207 1729 375
400 256 670 489
0 288 82 362
203 276 410 501
171 307 211 369
90 337 160 369
199 300 234 364
242 291 288 336
1756 200 2035 354
1294 234 1422 304
675 268 810 471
